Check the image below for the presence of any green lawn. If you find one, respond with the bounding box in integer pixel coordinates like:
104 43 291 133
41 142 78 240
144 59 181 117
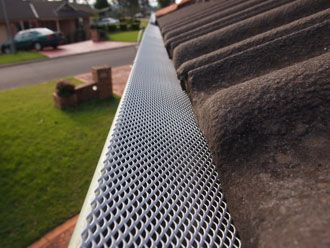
0 52 46 65
107 18 148 43
108 30 141 42
0 80 120 248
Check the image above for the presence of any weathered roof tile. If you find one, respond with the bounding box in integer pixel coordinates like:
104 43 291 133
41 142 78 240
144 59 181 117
187 20 330 104
164 0 294 54
172 0 330 68
198 52 330 247
0 0 35 21
156 0 330 246
177 9 330 82
160 0 245 35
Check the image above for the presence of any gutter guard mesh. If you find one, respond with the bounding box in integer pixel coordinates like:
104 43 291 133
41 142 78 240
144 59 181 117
78 23 241 248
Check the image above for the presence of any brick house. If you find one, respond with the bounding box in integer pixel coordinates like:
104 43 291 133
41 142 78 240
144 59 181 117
0 0 35 43
0 0 95 44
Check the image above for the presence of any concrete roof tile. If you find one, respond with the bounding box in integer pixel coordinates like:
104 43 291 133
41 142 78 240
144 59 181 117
156 0 330 246
172 0 329 68
176 9 330 82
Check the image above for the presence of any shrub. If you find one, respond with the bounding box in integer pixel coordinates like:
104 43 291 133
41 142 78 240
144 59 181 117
65 34 73 44
125 17 133 25
91 26 108 40
99 29 108 40
74 29 86 42
108 24 117 32
120 17 133 23
131 21 140 30
56 81 75 97
90 23 98 29
98 26 108 33
120 23 128 31
133 19 141 25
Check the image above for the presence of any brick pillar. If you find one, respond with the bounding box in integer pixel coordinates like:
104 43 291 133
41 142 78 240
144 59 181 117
92 65 113 99
91 30 101 42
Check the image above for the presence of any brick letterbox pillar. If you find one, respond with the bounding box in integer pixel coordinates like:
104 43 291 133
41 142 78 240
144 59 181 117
92 65 113 99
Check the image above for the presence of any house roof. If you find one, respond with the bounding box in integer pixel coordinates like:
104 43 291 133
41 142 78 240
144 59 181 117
155 0 193 18
31 0 94 21
0 0 94 22
157 0 330 247
155 3 178 18
164 0 294 54
0 0 36 22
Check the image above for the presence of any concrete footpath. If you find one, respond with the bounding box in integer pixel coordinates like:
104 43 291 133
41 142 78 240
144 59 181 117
41 40 135 58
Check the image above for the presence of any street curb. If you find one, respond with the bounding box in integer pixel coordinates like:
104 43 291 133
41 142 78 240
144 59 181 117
0 43 137 69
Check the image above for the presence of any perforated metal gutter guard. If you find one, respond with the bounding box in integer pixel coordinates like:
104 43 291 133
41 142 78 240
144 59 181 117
70 18 241 248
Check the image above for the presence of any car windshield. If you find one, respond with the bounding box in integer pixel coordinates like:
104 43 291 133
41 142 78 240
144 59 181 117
14 32 24 40
34 28 54 35
14 28 54 40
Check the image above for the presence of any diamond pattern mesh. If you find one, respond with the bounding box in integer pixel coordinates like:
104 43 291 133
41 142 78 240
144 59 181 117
79 23 241 248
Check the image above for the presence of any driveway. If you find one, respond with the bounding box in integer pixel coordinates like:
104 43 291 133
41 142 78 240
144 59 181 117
0 46 137 91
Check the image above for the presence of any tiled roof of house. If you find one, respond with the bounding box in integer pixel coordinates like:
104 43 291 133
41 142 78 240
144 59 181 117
155 0 193 18
155 3 178 18
31 0 94 20
0 0 94 22
0 0 36 22
157 0 330 247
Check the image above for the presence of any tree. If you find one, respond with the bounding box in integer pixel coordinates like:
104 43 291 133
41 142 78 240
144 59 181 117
158 0 174 8
114 0 140 16
94 0 110 9
116 0 139 9
138 0 150 15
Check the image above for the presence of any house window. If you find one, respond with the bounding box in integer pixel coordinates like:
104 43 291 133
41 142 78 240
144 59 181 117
23 21 30 29
75 18 84 29
16 23 22 31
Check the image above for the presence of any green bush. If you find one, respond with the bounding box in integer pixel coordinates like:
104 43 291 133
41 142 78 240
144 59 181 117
120 17 133 24
131 22 140 30
125 17 133 25
56 81 75 97
120 23 128 31
98 26 108 32
74 29 86 42
134 19 141 25
90 23 98 29
93 26 108 40
99 30 108 40
107 24 117 32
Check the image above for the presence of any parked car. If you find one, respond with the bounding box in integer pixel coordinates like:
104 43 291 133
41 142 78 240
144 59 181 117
1 28 63 54
96 17 120 26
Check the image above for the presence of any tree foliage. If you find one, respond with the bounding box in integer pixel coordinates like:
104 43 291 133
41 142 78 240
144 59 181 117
116 0 139 8
113 0 140 17
94 0 110 9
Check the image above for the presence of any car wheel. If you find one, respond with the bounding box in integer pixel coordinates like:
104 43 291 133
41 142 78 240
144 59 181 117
34 42 43 51
52 45 58 50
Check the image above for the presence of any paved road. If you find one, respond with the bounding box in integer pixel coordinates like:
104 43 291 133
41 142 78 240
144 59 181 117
0 46 137 91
